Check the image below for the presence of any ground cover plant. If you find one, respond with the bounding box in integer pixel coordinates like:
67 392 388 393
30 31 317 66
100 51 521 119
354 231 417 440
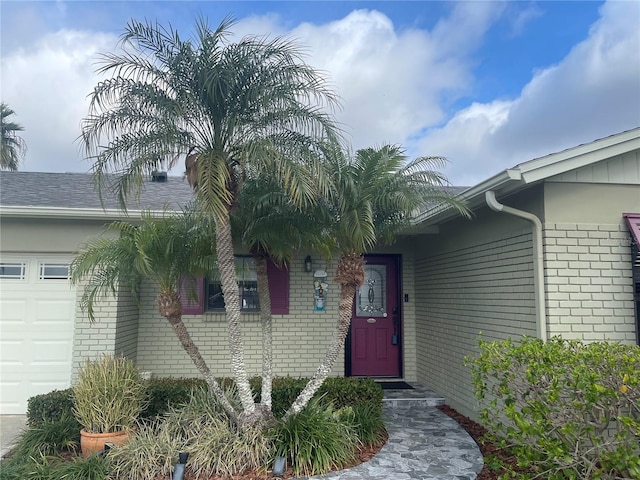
4 376 386 480
466 337 640 480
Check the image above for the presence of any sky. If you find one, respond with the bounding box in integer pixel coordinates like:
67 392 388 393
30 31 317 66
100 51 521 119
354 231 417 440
1 0 639 186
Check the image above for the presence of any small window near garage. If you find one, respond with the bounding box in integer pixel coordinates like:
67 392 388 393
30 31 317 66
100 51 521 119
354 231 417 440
0 262 26 279
39 263 70 280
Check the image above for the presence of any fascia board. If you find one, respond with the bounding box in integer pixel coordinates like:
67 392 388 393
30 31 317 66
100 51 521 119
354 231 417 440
517 132 640 183
415 168 523 226
0 206 161 220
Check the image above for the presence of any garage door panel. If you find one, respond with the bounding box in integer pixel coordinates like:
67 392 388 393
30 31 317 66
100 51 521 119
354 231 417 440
0 340 27 364
0 299 28 321
32 340 72 363
0 256 75 414
35 299 75 320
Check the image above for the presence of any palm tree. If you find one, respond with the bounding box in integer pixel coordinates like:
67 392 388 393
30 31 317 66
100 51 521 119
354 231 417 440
81 17 341 425
285 144 470 417
233 164 334 413
69 210 239 423
1 102 26 171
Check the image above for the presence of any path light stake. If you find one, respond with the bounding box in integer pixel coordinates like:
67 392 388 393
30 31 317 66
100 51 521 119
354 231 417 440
172 451 189 480
273 456 286 476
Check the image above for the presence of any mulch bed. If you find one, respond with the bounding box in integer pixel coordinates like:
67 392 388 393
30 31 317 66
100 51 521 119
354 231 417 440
6 407 516 479
437 404 519 480
179 406 511 480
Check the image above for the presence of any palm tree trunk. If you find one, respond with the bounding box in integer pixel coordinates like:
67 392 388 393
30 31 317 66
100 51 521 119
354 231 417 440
158 290 239 424
215 216 256 417
253 253 273 410
284 253 364 419
284 282 357 418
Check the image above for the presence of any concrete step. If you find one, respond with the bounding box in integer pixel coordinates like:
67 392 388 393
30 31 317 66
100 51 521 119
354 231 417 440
380 382 445 408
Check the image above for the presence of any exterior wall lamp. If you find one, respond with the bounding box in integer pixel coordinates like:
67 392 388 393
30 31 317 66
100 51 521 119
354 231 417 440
304 255 313 273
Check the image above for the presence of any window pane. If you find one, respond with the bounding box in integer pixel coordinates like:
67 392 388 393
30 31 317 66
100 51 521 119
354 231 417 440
0 262 26 279
207 282 225 310
206 256 260 311
356 264 386 316
40 263 70 280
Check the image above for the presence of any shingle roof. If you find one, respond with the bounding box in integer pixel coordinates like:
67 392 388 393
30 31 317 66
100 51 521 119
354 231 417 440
0 171 195 211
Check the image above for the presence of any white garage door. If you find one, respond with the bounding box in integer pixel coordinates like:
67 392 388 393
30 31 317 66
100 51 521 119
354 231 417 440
0 256 75 414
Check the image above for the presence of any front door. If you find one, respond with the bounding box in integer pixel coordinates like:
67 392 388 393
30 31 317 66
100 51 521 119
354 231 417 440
349 255 401 377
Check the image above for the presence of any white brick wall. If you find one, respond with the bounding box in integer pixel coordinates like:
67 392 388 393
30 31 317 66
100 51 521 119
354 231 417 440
135 253 418 381
544 223 636 343
136 257 348 379
71 282 140 381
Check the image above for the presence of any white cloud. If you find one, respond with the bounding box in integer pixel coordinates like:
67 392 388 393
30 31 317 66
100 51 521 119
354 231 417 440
1 29 116 172
419 0 640 186
3 1 636 189
285 6 503 151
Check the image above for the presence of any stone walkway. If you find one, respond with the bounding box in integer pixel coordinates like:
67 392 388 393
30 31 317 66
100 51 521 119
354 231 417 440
305 383 484 480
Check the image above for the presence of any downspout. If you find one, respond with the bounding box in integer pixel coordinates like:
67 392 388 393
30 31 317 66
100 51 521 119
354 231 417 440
485 191 548 342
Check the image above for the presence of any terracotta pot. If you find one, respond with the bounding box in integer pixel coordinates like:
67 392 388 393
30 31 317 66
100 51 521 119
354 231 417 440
80 428 131 457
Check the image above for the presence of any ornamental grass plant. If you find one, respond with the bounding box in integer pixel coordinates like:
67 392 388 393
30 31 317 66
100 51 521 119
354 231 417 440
72 355 148 434
272 397 359 476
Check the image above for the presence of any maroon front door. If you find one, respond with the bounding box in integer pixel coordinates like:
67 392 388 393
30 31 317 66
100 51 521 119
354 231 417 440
350 255 401 377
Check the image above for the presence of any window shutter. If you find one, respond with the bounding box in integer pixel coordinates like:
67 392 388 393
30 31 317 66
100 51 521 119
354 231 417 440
179 276 204 315
267 260 289 314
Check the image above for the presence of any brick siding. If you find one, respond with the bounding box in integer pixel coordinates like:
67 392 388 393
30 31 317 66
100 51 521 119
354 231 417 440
544 223 636 343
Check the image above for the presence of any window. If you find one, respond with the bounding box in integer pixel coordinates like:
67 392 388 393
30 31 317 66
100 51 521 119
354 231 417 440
207 257 259 312
179 258 289 316
0 262 26 279
40 263 70 280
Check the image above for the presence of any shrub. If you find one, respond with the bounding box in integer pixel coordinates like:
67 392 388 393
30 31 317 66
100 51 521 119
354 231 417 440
466 336 640 480
140 377 207 419
108 387 269 479
12 415 79 458
272 397 358 476
27 389 76 428
261 376 384 418
350 403 387 446
106 417 186 480
52 455 108 480
0 453 58 480
73 355 148 433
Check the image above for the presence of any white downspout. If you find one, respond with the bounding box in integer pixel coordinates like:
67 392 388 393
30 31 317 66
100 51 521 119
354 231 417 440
485 191 547 342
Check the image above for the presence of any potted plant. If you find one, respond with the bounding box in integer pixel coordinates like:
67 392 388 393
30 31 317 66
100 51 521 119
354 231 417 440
72 355 148 457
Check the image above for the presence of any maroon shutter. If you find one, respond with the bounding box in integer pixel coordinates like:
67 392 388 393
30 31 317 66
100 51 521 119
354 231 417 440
179 276 204 315
267 260 289 314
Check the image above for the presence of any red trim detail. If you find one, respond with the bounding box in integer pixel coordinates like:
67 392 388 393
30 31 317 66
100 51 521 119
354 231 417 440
624 213 640 246
180 276 204 315
267 260 289 315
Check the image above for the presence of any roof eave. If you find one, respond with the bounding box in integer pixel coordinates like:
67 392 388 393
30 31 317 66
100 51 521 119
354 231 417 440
0 206 156 220
415 168 524 226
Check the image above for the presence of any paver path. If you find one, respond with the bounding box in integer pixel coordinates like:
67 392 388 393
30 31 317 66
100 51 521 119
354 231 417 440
306 403 484 479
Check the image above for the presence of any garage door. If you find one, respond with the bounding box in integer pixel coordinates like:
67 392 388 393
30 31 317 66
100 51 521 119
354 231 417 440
0 256 75 414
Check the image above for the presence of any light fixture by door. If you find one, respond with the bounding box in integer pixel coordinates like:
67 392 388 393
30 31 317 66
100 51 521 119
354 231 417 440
304 255 313 272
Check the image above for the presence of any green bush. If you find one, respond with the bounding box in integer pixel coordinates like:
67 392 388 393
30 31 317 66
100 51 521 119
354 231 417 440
140 377 207 419
272 397 358 476
27 389 77 429
466 336 640 480
51 456 108 480
12 416 79 458
350 403 387 446
256 376 384 418
0 453 57 480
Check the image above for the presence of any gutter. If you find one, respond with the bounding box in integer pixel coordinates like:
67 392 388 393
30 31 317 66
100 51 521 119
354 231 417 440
485 191 547 342
0 206 158 221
